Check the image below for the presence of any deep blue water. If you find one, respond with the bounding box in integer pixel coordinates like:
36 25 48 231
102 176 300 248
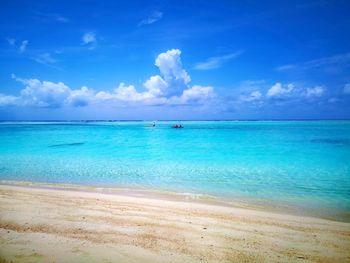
0 121 349 214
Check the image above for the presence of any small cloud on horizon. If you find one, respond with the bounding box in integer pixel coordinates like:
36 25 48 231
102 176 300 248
266 82 326 100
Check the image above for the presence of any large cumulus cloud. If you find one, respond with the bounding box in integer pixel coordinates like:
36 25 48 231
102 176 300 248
1 49 215 108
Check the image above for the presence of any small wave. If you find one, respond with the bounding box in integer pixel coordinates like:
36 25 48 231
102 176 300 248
311 138 350 145
49 142 85 148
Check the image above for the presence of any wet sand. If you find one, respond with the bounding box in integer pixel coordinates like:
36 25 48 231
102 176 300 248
0 183 349 263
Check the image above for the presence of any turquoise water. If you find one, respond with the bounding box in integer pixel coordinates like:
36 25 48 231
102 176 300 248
0 121 349 215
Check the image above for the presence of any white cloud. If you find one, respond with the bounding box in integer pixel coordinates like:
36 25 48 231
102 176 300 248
9 76 92 108
179 85 214 103
2 49 215 108
11 74 22 82
154 49 191 96
305 86 324 97
114 83 150 102
101 49 205 104
276 52 350 72
266 82 326 101
328 97 338 103
66 86 94 107
240 90 262 102
267 83 294 98
143 75 168 97
304 53 350 69
194 50 244 70
54 15 69 23
19 78 71 108
6 37 16 46
19 40 28 53
6 38 30 54
138 11 163 26
34 12 70 23
82 32 95 44
82 32 97 49
155 49 190 83
0 94 17 106
343 83 350 94
32 53 62 70
34 53 57 65
95 83 167 105
275 64 297 71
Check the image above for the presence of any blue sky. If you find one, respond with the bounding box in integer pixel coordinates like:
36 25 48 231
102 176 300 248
0 0 350 120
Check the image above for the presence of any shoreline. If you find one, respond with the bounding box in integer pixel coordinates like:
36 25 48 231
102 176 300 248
1 180 349 223
1 182 350 262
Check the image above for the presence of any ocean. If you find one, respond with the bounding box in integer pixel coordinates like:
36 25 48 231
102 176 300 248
0 121 349 218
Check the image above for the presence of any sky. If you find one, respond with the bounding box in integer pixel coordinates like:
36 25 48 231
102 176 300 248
0 0 350 120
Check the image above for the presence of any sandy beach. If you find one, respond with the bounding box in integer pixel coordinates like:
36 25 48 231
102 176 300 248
0 183 349 263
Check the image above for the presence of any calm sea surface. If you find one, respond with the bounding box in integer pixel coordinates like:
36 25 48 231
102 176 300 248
0 121 349 216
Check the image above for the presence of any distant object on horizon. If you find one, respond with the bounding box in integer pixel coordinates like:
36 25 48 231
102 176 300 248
172 125 184 129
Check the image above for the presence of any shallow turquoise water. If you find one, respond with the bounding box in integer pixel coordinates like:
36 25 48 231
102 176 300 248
0 121 349 214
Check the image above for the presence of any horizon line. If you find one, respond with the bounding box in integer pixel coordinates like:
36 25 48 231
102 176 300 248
1 119 350 122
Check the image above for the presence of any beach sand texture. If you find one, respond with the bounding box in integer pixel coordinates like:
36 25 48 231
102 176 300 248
0 184 349 263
